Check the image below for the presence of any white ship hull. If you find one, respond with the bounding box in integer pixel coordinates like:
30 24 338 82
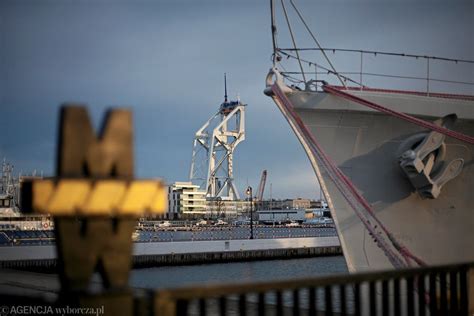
270 86 474 272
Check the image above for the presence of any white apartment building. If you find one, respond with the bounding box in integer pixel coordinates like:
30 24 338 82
206 198 249 219
167 182 207 219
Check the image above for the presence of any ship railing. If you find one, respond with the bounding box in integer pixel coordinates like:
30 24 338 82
276 48 474 96
154 261 474 315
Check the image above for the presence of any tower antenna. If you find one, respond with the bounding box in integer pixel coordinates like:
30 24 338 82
190 75 246 200
224 73 228 102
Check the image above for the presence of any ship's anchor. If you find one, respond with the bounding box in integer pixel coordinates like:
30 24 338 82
399 114 464 199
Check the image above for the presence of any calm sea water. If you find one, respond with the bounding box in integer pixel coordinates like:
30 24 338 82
130 255 348 289
131 256 352 313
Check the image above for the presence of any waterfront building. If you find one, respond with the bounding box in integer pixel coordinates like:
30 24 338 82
310 200 328 209
282 198 311 209
167 182 206 219
205 198 249 219
261 198 312 210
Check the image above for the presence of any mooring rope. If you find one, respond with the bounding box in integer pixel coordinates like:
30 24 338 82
323 85 474 144
272 83 427 268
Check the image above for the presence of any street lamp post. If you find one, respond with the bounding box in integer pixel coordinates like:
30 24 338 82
246 186 254 239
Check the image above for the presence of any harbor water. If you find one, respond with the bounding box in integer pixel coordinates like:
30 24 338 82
130 255 347 289
131 256 353 313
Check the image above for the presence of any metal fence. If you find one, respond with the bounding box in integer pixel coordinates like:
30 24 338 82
154 262 473 316
277 47 474 96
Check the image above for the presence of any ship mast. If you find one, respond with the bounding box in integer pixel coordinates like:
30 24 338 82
270 0 278 67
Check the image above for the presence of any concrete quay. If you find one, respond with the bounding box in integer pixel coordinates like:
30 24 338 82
0 237 341 270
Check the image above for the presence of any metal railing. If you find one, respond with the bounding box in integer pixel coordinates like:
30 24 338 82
0 226 338 245
154 261 473 316
277 48 474 95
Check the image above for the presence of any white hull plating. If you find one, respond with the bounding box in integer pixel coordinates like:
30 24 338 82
275 88 474 272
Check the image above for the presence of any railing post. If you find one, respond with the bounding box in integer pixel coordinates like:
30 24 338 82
314 63 317 85
360 51 363 90
426 58 430 96
469 266 474 315
154 291 177 316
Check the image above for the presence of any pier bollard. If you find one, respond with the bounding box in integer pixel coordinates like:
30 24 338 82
21 106 167 316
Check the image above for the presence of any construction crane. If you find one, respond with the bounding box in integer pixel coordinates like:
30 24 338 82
256 170 267 210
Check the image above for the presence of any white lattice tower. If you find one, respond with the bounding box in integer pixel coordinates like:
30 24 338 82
189 98 245 200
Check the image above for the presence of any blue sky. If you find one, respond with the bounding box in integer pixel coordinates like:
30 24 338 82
1 0 472 199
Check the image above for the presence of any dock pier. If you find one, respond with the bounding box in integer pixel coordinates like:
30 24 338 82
0 237 342 271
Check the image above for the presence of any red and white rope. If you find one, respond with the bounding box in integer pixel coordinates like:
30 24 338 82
272 83 427 268
323 85 474 144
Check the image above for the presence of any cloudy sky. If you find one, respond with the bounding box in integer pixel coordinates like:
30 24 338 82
1 0 472 199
